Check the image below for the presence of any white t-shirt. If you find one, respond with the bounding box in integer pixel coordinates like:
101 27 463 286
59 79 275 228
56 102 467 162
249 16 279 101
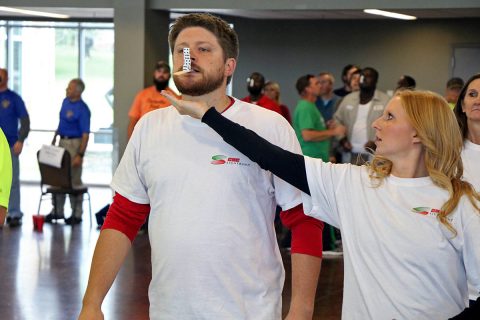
111 99 302 320
462 140 480 300
350 101 372 153
301 157 480 319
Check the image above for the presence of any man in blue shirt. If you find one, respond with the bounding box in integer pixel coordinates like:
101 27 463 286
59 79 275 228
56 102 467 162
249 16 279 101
0 68 30 227
46 78 91 225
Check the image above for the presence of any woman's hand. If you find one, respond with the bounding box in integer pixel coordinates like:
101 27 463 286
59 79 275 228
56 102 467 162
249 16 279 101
161 91 210 119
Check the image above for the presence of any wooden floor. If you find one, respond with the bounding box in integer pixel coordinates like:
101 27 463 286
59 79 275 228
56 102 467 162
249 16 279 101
0 184 343 320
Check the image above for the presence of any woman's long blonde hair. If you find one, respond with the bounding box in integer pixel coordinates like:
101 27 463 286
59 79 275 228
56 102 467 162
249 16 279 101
264 81 281 104
368 90 480 234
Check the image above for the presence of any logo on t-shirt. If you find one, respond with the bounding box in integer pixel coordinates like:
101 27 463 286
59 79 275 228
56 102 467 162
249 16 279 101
210 154 250 166
412 207 440 215
2 99 10 109
411 207 453 222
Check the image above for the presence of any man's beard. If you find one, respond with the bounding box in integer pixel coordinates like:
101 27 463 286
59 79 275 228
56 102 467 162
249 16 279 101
153 78 169 92
173 68 225 96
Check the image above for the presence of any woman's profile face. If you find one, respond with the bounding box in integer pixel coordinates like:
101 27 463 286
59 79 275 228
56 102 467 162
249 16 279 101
462 78 480 123
372 97 419 160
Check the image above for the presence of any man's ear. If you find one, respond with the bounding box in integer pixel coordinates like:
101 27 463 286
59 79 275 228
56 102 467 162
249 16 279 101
224 58 236 78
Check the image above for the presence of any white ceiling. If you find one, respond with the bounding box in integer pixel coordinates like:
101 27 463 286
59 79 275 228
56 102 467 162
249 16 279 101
1 7 480 20
0 8 114 19
170 8 480 20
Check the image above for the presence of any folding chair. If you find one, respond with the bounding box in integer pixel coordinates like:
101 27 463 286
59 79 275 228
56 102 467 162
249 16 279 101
37 149 92 227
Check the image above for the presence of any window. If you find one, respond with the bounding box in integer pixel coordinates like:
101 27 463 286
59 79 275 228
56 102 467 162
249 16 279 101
0 20 114 184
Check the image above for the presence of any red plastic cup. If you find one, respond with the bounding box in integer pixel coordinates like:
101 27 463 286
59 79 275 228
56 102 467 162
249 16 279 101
33 215 45 232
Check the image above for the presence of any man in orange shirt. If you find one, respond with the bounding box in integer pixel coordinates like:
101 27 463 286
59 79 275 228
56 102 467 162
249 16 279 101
127 61 181 138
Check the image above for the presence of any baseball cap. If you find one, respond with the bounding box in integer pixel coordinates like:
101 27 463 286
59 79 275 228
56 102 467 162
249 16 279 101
446 77 464 90
155 61 170 72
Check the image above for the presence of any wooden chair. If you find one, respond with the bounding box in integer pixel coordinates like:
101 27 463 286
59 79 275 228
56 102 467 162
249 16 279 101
37 149 92 227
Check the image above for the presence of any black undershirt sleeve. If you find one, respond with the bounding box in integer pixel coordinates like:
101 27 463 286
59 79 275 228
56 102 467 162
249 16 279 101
202 107 310 195
449 297 480 319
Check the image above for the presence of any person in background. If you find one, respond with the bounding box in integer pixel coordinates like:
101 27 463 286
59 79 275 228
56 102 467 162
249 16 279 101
47 78 91 225
334 69 361 115
127 61 180 139
80 13 322 320
445 77 464 110
264 80 291 123
294 74 345 255
0 68 30 228
167 89 480 319
294 74 344 162
315 72 339 123
263 80 292 246
334 67 390 164
336 69 361 108
454 73 480 309
0 128 12 226
333 64 360 97
348 69 361 93
242 71 283 116
395 75 416 91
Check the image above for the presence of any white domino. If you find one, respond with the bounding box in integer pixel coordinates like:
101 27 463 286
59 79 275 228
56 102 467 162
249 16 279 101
182 48 191 72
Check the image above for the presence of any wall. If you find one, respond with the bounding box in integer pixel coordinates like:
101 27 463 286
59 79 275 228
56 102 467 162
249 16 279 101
113 1 170 158
228 17 480 110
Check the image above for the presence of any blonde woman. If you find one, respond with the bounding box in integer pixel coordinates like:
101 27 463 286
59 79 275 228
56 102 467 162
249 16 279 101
264 81 291 124
455 73 480 309
163 89 480 319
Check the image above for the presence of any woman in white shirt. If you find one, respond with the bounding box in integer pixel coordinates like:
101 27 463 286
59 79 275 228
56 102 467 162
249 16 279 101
454 73 480 308
163 89 480 319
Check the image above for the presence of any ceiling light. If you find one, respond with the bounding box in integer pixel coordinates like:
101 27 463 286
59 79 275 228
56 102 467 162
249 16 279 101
0 6 70 19
363 9 417 20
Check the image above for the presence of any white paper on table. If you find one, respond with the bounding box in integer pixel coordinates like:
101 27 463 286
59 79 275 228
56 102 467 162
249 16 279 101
38 145 65 168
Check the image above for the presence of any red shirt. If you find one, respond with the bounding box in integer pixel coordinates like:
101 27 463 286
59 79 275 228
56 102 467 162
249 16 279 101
242 95 283 116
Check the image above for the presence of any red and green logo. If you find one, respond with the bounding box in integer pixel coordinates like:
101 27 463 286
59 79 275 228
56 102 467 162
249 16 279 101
210 154 248 166
211 155 227 165
411 207 441 216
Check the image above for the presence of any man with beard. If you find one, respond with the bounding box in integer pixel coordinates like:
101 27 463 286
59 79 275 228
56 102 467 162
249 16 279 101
127 61 180 138
242 71 283 116
79 13 323 320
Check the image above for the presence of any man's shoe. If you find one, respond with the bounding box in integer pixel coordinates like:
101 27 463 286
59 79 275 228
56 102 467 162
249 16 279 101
45 213 65 223
8 217 22 228
65 216 82 225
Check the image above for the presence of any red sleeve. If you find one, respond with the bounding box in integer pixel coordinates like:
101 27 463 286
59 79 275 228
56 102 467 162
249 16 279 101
101 192 150 242
280 204 324 258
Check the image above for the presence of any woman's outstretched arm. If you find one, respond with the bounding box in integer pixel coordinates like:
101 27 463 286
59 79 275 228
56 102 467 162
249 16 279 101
201 107 310 195
161 91 310 194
